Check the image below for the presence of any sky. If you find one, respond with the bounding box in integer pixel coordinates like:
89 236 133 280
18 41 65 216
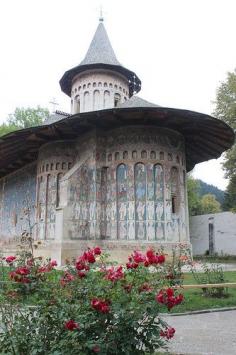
0 0 235 190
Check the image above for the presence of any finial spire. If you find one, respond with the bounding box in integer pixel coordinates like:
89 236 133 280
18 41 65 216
99 6 104 22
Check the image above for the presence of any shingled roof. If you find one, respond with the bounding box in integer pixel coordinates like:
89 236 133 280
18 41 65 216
0 101 234 177
80 22 121 66
60 21 141 97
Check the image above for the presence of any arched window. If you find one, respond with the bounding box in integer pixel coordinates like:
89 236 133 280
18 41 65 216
141 150 147 159
160 152 164 160
56 173 63 207
123 151 128 159
132 151 137 159
84 91 90 111
74 95 80 113
114 93 121 107
117 164 128 239
171 167 179 214
150 151 156 159
108 153 112 161
168 153 173 161
135 163 146 240
115 152 120 161
104 90 110 108
93 90 100 110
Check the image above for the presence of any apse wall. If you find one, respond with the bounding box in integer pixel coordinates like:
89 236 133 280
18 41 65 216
63 126 189 244
0 163 37 241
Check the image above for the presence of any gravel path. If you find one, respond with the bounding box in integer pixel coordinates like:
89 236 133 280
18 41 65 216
163 310 236 355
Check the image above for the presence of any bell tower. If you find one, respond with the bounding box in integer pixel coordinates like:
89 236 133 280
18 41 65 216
60 19 141 114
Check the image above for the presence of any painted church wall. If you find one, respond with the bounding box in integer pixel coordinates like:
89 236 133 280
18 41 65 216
36 141 76 240
0 163 37 241
60 126 188 244
64 132 98 240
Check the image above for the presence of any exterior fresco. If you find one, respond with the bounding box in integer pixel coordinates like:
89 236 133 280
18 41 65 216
59 126 188 244
154 164 165 241
0 163 36 240
117 164 128 240
135 163 146 240
0 126 189 263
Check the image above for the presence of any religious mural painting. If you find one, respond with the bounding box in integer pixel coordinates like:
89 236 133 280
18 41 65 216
117 164 128 240
135 163 146 240
154 164 165 241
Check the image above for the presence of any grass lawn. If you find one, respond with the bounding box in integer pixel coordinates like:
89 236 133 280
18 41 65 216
166 271 236 314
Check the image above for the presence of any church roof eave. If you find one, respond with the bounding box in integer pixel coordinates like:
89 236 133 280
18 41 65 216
0 104 234 178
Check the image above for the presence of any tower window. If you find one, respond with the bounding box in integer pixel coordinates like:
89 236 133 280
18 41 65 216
114 93 121 107
75 95 80 113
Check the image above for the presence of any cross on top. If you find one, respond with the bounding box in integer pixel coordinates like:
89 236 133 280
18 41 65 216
99 6 104 22
49 97 59 113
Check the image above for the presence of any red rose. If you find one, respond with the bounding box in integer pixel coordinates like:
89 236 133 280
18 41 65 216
166 288 174 297
85 251 96 263
50 260 57 267
105 266 124 282
15 266 30 276
157 254 165 263
93 247 101 255
160 327 175 339
92 345 100 353
132 251 146 263
64 320 79 331
91 298 110 313
78 271 86 278
5 256 16 264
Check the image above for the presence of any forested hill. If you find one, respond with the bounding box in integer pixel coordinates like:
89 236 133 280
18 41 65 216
196 179 225 205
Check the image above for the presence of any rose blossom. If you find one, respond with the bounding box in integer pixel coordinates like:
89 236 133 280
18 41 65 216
91 298 110 313
64 320 79 331
160 327 175 339
5 256 16 264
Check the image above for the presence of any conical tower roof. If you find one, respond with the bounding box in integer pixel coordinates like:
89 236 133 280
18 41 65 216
60 21 141 97
79 22 121 66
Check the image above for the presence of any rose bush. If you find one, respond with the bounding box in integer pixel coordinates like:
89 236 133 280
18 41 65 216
0 247 184 354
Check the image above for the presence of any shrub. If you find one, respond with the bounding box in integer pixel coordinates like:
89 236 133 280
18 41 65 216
0 248 184 354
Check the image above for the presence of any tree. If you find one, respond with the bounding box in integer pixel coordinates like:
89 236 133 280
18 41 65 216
187 175 222 216
223 175 236 212
213 69 236 210
0 123 17 137
199 194 221 215
0 106 49 137
187 175 202 216
7 106 49 129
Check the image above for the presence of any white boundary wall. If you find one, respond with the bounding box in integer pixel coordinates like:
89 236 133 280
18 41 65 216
190 212 236 255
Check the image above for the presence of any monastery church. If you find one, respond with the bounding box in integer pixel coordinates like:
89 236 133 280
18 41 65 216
0 19 234 264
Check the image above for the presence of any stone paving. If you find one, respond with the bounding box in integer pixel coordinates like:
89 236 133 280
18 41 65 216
162 310 236 355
